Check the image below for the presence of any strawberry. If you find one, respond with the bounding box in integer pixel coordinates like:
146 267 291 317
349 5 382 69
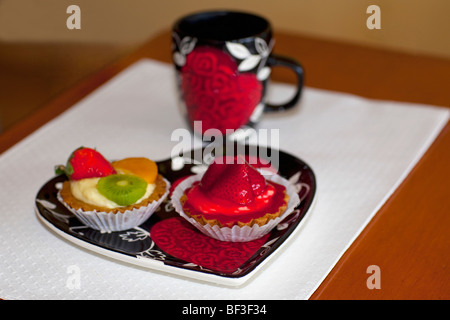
199 157 229 190
246 163 267 197
55 147 116 180
209 163 254 204
203 156 267 205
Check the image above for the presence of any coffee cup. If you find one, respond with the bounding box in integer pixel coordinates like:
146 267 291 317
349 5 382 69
172 10 304 138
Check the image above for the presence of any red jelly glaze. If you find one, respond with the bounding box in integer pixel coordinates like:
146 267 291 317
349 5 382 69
182 180 287 225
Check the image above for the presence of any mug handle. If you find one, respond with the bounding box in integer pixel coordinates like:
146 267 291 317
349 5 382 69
264 54 304 112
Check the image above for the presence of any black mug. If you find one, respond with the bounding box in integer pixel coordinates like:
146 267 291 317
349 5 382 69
172 10 304 137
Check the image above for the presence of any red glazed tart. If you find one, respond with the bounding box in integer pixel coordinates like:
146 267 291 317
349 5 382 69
172 156 299 242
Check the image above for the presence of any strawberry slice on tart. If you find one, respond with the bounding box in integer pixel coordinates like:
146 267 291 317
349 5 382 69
201 156 267 205
55 146 116 180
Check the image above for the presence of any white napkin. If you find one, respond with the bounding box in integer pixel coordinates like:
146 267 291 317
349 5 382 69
0 59 448 299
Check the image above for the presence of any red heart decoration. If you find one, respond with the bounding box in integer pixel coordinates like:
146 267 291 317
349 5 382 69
180 46 263 134
150 217 270 273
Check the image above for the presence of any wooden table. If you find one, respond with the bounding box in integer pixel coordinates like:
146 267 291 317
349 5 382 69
1 30 449 299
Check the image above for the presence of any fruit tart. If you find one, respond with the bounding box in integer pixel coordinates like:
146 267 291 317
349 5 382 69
56 147 170 232
171 156 300 242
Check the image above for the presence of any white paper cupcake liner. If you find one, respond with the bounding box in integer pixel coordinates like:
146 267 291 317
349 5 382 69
171 171 300 242
57 178 170 232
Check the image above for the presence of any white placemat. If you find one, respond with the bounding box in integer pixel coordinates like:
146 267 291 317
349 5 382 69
0 59 448 299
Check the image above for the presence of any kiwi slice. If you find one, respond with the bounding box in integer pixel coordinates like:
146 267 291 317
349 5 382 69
97 174 147 206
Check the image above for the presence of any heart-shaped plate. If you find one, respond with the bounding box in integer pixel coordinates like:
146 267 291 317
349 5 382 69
35 146 316 286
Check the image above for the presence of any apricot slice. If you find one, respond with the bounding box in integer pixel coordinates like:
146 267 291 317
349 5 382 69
112 157 158 184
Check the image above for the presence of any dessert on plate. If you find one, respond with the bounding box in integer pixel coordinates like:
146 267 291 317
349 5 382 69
171 155 300 242
56 147 169 232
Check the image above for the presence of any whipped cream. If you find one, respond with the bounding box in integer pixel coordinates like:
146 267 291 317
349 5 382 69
70 177 155 208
